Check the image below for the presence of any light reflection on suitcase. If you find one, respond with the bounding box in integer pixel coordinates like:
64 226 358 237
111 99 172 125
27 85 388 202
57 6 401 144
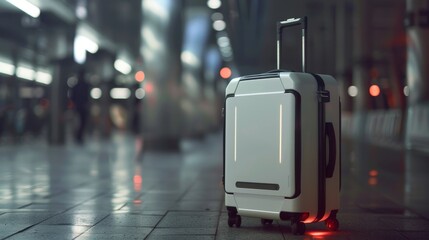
223 17 340 235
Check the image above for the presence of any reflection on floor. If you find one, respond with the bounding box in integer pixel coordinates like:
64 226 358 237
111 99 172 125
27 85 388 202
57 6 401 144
0 133 428 239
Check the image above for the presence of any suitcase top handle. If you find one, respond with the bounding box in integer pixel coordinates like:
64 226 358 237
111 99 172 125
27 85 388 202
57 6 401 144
276 16 307 72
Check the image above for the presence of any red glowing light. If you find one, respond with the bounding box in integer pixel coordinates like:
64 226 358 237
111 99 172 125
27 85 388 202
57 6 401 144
135 71 145 82
144 82 154 94
40 98 50 108
133 175 142 184
133 174 142 192
368 177 378 186
369 85 380 97
308 231 333 237
220 67 232 79
300 212 310 221
369 170 378 177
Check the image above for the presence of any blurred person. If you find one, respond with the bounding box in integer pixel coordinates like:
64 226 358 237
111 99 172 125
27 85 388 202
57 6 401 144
70 68 90 144
0 100 6 139
31 98 49 137
0 84 13 140
15 107 27 137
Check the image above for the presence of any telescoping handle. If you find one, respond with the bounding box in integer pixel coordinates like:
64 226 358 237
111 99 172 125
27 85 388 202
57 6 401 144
276 16 307 72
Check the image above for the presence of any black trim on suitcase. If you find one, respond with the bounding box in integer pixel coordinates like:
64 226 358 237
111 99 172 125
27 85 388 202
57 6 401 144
310 73 328 223
284 90 301 199
325 122 336 178
280 211 310 222
236 182 280 191
223 94 235 195
240 73 280 81
339 98 342 191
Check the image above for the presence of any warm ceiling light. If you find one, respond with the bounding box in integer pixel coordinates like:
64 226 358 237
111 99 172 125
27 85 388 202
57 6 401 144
348 86 358 97
90 88 102 99
213 20 226 31
207 0 221 9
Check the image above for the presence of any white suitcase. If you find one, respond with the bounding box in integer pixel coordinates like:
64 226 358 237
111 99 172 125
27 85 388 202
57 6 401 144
223 17 340 235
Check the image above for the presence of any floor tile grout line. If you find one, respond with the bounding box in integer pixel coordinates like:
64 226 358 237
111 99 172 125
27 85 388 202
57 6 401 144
1 212 67 240
72 213 112 240
143 210 170 240
2 191 108 239
2 224 38 240
213 196 225 239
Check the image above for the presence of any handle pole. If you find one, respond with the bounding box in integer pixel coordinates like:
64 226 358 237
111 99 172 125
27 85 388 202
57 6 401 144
277 16 307 72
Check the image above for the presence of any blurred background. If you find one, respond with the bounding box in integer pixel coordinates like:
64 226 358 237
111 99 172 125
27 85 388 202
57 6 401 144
0 0 427 151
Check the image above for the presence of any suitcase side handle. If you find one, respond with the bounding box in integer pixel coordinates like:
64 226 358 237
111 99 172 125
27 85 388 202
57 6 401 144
325 122 336 178
276 16 307 72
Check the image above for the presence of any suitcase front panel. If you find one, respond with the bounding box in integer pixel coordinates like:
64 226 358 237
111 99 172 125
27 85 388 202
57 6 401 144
225 92 298 198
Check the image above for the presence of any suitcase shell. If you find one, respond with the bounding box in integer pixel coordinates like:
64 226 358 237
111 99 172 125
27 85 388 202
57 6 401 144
223 17 341 233
223 71 340 225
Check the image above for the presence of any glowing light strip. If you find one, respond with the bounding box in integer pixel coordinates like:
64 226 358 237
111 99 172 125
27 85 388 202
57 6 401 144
76 36 98 54
234 106 237 162
114 59 132 75
110 88 131 99
0 61 15 75
35 71 52 85
17 66 34 80
6 0 40 18
279 104 283 164
239 208 278 215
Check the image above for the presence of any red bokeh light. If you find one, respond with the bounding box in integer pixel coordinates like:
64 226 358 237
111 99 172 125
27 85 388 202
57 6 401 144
220 67 232 79
144 82 154 94
368 177 378 186
135 71 145 82
369 85 380 97
133 175 142 184
369 169 378 177
133 174 142 192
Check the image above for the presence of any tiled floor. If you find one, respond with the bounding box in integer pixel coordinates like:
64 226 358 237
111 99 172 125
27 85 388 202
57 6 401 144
0 133 428 239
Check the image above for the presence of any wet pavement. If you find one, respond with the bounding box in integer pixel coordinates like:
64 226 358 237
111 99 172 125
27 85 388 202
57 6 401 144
0 132 428 239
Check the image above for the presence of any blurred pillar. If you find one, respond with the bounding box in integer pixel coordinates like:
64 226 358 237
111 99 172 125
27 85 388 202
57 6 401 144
335 0 354 112
10 52 22 139
181 8 211 137
47 30 75 145
352 0 372 140
406 0 429 105
203 45 223 131
352 0 371 112
90 50 115 138
140 0 184 150
49 57 75 145
405 0 429 149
